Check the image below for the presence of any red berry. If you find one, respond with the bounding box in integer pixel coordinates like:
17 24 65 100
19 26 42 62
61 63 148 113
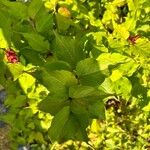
5 49 19 63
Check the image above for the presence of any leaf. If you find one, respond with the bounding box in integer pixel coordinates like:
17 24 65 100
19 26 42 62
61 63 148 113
18 73 36 94
56 13 71 32
101 77 132 98
29 0 54 33
113 77 132 97
48 70 78 87
143 102 150 111
1 1 27 19
49 106 70 142
52 32 86 68
69 85 100 104
76 58 105 86
59 115 79 141
69 85 105 120
133 40 150 57
69 86 95 99
99 78 115 94
32 69 77 95
28 0 43 18
97 53 127 70
5 95 27 108
70 100 90 136
38 94 69 115
117 60 139 77
110 70 123 82
33 132 46 144
0 11 11 47
88 100 105 119
36 11 53 33
0 62 6 86
113 25 129 39
44 61 71 72
61 114 88 142
0 28 8 48
7 63 24 80
23 33 50 52
130 76 148 107
20 48 45 66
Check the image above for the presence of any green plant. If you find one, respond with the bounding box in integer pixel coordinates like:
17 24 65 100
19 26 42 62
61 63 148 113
0 0 149 149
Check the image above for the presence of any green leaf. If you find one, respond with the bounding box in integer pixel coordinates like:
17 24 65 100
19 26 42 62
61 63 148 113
49 106 70 142
36 11 53 33
0 61 6 86
99 78 115 94
7 63 24 80
69 85 98 99
117 60 139 77
130 76 148 107
38 94 69 115
70 98 89 115
28 0 53 33
32 70 67 96
0 11 11 47
56 13 71 32
5 95 27 108
52 32 86 68
143 102 150 111
70 100 90 136
20 48 45 66
28 0 43 18
48 70 78 87
69 85 105 120
59 115 79 141
1 1 27 19
88 100 105 119
18 73 36 94
110 70 123 82
23 33 50 52
44 61 71 72
76 58 105 86
133 39 150 57
113 77 132 97
0 28 9 48
113 25 130 39
0 51 6 85
100 76 132 98
97 53 127 70
62 114 88 142
32 69 77 95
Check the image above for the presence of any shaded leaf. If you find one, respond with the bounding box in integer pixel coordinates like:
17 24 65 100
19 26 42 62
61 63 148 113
28 0 43 18
52 32 86 68
49 106 70 142
44 61 71 72
23 33 50 52
38 94 69 115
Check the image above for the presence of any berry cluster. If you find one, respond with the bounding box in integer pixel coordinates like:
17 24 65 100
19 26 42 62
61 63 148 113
5 49 19 63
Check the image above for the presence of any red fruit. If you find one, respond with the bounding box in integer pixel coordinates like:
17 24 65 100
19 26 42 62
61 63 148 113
128 35 140 44
5 49 19 63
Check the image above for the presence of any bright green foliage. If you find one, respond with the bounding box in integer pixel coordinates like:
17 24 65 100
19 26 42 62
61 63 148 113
0 0 150 149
